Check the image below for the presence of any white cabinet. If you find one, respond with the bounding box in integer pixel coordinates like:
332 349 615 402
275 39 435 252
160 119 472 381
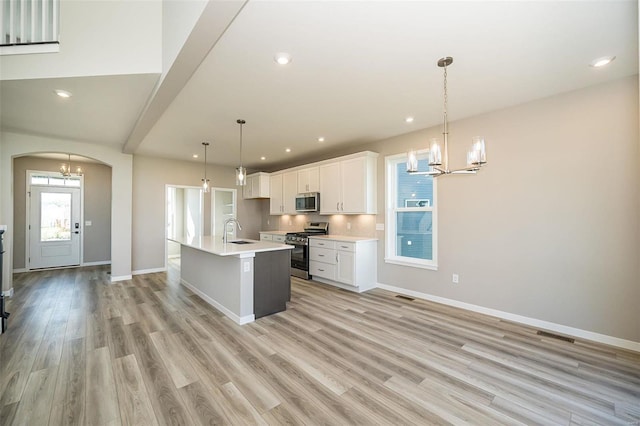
309 237 377 291
260 232 286 243
269 172 297 215
297 167 319 193
319 153 377 214
244 173 270 199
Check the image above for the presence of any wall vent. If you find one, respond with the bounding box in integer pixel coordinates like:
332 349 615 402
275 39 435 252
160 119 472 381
395 295 415 301
537 330 575 343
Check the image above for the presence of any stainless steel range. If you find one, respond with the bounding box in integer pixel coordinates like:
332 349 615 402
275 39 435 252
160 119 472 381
285 222 329 279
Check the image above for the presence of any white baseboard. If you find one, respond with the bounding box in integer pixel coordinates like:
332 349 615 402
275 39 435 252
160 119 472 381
376 283 640 353
132 267 167 276
180 278 254 325
82 261 111 267
1 288 14 298
12 268 28 274
312 276 372 293
110 275 132 283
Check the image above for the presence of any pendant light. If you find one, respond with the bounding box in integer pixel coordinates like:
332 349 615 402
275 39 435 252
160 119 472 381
236 119 247 186
201 142 210 192
407 56 487 177
60 153 83 177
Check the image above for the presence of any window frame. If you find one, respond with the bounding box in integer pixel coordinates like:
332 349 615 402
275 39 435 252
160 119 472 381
385 151 438 270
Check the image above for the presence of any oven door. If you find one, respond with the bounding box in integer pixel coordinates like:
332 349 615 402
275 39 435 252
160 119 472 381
287 242 309 278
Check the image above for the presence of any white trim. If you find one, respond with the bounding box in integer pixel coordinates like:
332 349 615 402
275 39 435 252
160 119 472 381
376 282 640 353
1 288 14 298
132 267 166 276
82 260 111 267
167 254 180 259
180 278 254 325
384 257 438 271
311 276 374 293
110 274 132 283
385 152 438 269
0 43 60 56
12 269 28 274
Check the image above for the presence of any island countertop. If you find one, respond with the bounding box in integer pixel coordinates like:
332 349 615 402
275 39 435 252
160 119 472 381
169 235 293 257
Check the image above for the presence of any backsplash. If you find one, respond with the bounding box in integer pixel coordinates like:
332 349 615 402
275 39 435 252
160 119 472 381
272 214 376 238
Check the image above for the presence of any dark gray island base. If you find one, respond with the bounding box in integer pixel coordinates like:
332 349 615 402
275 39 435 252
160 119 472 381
253 250 291 319
170 236 293 324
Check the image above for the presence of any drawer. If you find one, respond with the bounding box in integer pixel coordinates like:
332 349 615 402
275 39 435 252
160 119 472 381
335 241 355 252
310 247 336 264
273 235 286 243
260 234 273 241
309 261 336 280
309 238 336 249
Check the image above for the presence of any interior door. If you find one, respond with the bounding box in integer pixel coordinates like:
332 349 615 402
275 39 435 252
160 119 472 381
29 186 81 269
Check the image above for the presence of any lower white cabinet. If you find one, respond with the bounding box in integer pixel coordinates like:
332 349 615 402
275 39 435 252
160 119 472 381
309 237 377 291
259 232 286 243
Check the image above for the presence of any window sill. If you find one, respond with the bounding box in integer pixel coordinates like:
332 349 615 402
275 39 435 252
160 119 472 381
384 257 438 271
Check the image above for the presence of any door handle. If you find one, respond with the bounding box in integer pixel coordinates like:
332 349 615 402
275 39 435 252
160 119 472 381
73 231 80 234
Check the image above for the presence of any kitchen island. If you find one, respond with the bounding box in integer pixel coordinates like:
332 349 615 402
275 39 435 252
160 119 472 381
169 236 293 324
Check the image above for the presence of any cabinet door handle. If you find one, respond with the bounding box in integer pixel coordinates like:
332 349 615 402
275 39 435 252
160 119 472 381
336 254 339 262
318 254 324 257
336 202 339 210
340 202 344 211
318 268 324 272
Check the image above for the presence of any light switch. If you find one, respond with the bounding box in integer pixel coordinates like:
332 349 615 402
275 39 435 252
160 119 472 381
85 220 92 226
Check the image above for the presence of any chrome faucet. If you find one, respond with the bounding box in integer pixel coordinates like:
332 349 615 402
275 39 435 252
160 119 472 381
222 218 242 244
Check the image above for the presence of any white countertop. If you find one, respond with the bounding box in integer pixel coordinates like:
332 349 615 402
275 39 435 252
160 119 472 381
169 235 293 257
0 225 7 232
309 235 378 243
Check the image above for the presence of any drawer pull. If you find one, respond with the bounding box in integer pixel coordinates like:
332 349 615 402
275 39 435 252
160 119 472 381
318 269 324 272
318 254 324 257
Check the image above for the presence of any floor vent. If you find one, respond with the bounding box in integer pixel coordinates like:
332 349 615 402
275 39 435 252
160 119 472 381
395 295 415 301
537 330 575 343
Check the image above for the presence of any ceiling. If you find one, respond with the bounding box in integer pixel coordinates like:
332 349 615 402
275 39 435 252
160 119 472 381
1 1 638 171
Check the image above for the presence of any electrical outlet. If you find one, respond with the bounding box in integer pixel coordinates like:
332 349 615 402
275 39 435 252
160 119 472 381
452 274 459 284
244 261 251 273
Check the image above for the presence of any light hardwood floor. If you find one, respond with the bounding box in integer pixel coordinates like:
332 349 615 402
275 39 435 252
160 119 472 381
1 265 639 425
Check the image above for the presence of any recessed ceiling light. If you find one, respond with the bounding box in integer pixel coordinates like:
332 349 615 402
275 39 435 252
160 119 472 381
275 53 292 65
589 56 616 68
405 116 414 123
318 137 325 143
192 154 198 158
260 156 266 161
285 148 291 153
54 89 72 98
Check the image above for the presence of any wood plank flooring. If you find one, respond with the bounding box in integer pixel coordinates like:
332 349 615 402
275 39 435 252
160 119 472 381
1 265 639 425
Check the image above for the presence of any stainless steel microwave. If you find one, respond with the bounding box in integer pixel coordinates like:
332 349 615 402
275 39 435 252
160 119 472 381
295 193 319 212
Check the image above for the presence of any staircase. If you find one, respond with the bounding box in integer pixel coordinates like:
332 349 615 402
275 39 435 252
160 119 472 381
1 0 59 55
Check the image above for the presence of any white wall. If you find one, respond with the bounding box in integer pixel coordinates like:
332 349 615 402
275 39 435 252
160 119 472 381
1 131 133 288
0 0 162 80
162 0 208 73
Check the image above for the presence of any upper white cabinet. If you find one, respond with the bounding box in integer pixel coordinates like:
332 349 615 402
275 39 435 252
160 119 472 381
297 167 319 193
270 171 297 215
243 172 270 199
319 153 377 214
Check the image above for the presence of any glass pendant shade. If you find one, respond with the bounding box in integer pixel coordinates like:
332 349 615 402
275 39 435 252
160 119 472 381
236 166 246 186
467 136 487 166
406 150 418 172
428 139 442 166
60 163 70 177
202 178 210 193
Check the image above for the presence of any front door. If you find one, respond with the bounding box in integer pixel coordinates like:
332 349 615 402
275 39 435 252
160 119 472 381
29 186 81 269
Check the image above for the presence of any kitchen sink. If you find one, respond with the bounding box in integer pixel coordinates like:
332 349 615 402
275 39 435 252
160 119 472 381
230 240 254 245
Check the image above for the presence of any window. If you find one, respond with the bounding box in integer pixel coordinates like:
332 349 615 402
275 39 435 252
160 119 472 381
29 172 81 187
385 152 437 269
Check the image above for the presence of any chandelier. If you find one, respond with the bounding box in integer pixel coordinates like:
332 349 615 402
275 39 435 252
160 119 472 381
201 142 210 192
60 153 83 177
236 119 246 186
407 57 487 177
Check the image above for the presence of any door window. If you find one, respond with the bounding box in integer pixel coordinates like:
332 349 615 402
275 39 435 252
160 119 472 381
40 192 72 241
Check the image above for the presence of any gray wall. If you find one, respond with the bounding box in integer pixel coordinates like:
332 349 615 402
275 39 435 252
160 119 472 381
131 155 263 272
13 156 112 269
263 76 640 342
